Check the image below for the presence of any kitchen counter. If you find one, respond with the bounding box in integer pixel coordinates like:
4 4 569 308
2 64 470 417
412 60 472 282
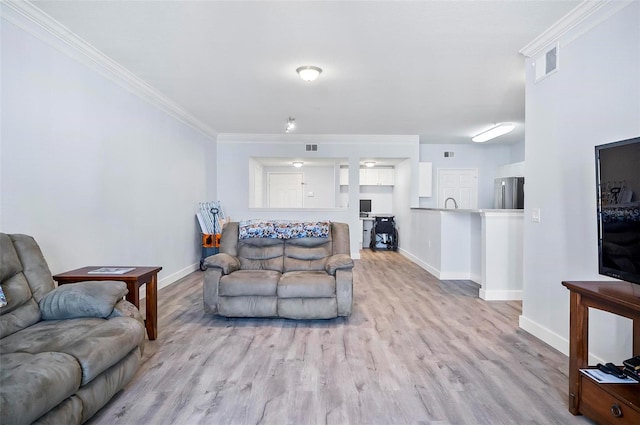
411 208 523 214
403 208 523 300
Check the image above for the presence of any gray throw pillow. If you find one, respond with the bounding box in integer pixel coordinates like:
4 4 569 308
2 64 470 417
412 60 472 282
39 281 128 320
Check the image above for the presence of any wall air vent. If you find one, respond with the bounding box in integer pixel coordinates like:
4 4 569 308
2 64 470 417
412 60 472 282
444 151 454 158
305 144 318 152
534 44 559 82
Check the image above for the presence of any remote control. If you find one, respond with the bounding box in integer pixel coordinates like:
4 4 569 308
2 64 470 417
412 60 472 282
605 362 626 379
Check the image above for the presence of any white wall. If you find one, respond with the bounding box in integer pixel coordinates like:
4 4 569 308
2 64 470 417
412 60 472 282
392 159 413 256
510 140 525 163
216 134 419 258
520 2 640 363
418 143 512 208
339 180 394 214
262 165 336 209
1 12 216 285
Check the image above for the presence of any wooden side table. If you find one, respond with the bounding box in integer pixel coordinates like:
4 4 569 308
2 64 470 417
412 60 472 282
53 266 162 340
562 281 640 424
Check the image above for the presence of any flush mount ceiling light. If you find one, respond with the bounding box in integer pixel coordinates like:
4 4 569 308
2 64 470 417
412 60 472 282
364 161 376 168
292 161 304 168
296 66 322 82
471 123 515 143
285 117 295 133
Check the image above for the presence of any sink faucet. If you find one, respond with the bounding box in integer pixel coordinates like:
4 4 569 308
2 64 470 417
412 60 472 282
444 197 458 209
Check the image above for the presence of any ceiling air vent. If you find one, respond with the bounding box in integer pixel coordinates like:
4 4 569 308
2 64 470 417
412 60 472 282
534 44 559 82
305 144 318 152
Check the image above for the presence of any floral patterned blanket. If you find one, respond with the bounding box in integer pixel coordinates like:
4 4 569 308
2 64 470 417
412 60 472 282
239 220 330 240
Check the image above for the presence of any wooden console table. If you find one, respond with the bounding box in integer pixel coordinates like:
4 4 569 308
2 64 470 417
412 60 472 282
562 281 640 424
53 266 162 340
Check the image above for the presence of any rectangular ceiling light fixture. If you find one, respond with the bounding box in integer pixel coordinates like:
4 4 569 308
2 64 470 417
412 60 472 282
471 123 515 143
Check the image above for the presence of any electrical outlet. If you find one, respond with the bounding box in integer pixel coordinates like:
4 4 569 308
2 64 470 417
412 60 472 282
531 208 541 223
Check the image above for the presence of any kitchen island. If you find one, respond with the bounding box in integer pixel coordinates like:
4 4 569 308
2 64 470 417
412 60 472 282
404 208 523 300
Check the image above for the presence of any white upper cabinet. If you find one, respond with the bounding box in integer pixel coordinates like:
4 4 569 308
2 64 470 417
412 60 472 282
377 168 395 185
419 162 433 197
339 168 349 185
360 167 394 186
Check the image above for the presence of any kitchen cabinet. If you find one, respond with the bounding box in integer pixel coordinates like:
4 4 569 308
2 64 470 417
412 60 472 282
418 162 433 197
339 168 349 185
359 168 394 186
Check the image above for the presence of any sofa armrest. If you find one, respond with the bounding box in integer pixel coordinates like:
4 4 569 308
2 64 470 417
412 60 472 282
325 254 354 276
336 269 353 316
203 253 240 275
109 299 146 353
39 281 128 320
203 268 222 314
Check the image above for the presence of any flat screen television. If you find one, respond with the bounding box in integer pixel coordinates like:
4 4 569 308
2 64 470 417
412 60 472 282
595 136 640 284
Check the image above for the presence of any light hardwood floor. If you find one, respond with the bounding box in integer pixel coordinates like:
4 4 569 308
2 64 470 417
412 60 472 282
88 250 594 425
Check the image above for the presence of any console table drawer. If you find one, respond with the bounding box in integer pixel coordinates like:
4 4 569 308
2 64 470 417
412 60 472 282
580 376 640 425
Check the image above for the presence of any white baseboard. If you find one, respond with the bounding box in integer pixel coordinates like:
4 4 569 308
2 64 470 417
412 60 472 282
480 289 523 301
139 262 199 299
518 315 605 364
398 248 441 278
399 248 472 280
439 271 472 280
519 315 569 357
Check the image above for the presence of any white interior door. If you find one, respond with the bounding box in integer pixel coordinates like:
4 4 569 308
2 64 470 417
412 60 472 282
268 173 303 208
437 169 478 209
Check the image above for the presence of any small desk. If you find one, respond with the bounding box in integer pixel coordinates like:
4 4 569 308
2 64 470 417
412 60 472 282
53 266 162 340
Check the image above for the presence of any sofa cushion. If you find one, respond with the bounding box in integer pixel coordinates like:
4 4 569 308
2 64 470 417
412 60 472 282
0 351 82 425
0 317 145 385
283 238 332 272
0 234 42 339
278 271 335 298
219 270 280 297
278 298 338 319
218 295 277 317
9 234 56 302
238 238 284 271
0 234 22 284
39 281 128 320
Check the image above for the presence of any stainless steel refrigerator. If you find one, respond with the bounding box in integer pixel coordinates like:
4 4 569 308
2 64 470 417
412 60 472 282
494 177 525 209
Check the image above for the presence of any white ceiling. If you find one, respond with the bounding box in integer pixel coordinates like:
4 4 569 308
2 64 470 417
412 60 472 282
31 0 582 144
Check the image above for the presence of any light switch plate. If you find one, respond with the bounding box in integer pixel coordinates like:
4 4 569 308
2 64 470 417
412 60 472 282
532 208 541 222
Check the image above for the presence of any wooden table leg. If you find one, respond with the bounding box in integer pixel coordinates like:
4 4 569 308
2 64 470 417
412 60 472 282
568 290 588 415
145 273 158 340
126 282 140 309
634 318 640 356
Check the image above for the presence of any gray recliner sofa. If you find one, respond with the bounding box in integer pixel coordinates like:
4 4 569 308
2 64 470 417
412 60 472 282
203 221 354 319
0 233 146 425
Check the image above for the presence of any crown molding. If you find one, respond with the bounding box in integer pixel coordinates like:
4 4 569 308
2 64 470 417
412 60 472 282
520 0 633 58
216 134 419 144
1 0 217 140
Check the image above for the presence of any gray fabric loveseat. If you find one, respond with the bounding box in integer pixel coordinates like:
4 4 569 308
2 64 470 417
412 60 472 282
0 233 146 425
203 221 354 319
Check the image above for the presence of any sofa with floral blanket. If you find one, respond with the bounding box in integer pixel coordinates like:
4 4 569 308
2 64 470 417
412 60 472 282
203 220 354 319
